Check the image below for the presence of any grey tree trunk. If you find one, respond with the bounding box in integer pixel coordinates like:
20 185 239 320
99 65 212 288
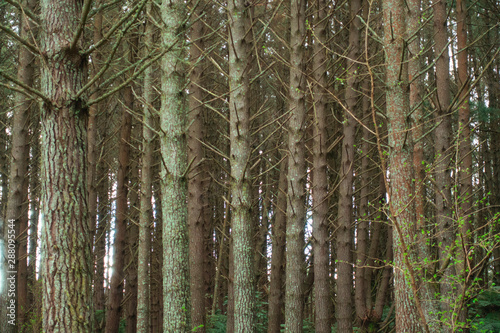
227 0 255 330
161 0 191 329
311 0 331 330
136 4 155 332
285 0 306 331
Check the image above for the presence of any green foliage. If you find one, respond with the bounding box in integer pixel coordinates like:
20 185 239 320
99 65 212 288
469 286 500 332
471 101 500 123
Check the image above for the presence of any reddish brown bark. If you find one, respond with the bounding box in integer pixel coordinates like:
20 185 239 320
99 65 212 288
188 3 209 330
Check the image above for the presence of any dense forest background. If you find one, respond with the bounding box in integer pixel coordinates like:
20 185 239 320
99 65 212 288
0 0 499 332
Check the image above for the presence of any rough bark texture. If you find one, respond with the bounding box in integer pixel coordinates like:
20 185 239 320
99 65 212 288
136 4 155 332
161 0 191 329
188 2 209 330
285 0 306 330
5 0 36 329
227 0 255 330
311 0 331 330
383 0 423 331
40 0 93 331
337 1 361 331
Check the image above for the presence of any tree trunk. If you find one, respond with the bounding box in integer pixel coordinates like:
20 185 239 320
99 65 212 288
136 4 155 332
383 0 425 331
337 1 361 331
161 0 191 329
227 0 255 329
268 157 287 333
456 0 472 328
40 0 93 331
5 0 36 330
106 53 134 333
285 0 306 330
188 2 209 330
126 133 140 333
433 1 454 330
311 0 331 330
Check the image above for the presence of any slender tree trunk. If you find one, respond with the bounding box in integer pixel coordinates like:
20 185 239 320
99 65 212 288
227 0 255 329
433 1 454 329
311 0 331 330
5 0 36 329
337 1 361 331
456 0 472 329
126 136 140 333
95 122 109 318
188 2 209 330
136 4 155 332
161 0 191 329
28 115 40 331
151 178 163 333
407 0 438 325
106 53 134 333
383 0 426 332
89 5 105 329
285 0 306 330
40 0 93 331
268 157 287 333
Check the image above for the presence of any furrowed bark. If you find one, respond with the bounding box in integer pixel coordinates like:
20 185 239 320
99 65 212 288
40 0 93 331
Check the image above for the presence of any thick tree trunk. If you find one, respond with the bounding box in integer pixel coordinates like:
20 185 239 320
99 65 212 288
161 0 191 329
285 0 306 331
311 0 331 330
383 0 426 332
227 0 255 329
40 0 93 331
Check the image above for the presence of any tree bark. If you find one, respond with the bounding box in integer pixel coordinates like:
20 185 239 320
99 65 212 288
161 0 191 329
337 1 361 331
136 4 155 332
106 47 134 333
227 0 255 329
268 157 287 333
40 0 93 331
383 0 425 331
311 0 331 330
433 1 455 330
5 0 36 330
188 2 209 330
285 0 306 330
